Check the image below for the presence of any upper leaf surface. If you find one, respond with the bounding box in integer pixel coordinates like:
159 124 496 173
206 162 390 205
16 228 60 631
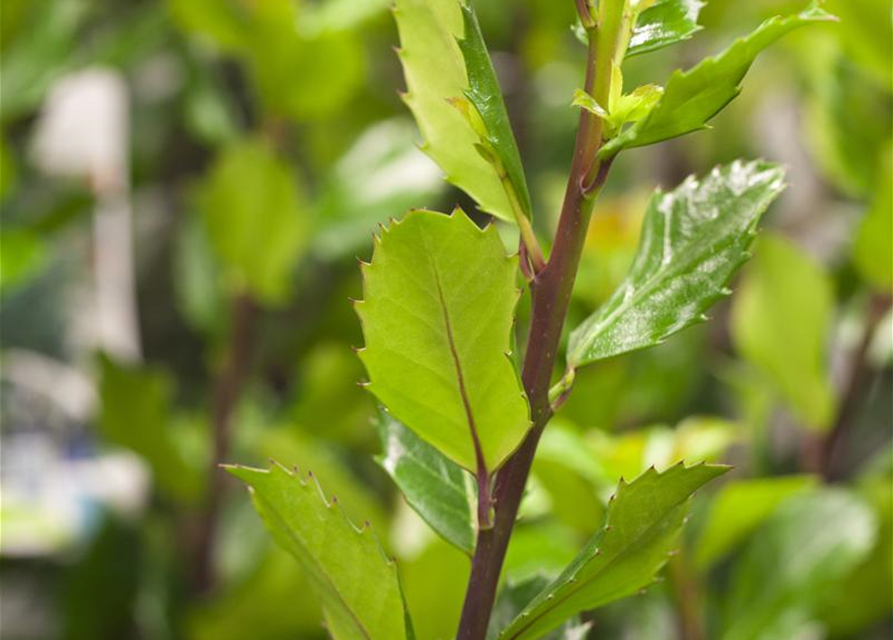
627 0 705 57
394 0 517 222
227 464 410 640
375 409 476 554
499 462 729 640
568 160 785 368
730 233 836 429
600 3 836 158
356 209 530 473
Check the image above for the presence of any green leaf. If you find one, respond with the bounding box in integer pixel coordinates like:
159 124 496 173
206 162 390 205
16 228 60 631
356 209 530 473
627 0 704 58
695 475 818 568
853 143 892 290
197 138 306 305
568 160 785 368
98 355 204 503
227 464 412 640
730 233 836 429
456 2 532 219
375 409 476 554
499 462 729 640
394 0 517 222
600 3 836 158
0 227 47 295
488 575 591 640
721 489 876 640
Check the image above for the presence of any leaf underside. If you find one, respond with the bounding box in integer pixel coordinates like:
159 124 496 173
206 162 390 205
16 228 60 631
600 2 836 158
499 462 729 640
227 463 409 640
356 209 530 473
394 0 516 222
375 408 476 554
568 160 786 368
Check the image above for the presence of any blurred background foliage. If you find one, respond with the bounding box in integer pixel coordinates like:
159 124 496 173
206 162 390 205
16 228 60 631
0 0 890 639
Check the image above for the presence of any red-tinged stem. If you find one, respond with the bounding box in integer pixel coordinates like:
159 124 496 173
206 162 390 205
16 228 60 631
192 293 258 593
455 20 618 639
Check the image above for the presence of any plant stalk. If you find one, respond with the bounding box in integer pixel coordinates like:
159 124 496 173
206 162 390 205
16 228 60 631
456 10 620 636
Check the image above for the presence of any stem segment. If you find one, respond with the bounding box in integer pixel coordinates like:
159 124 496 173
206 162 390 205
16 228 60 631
456 9 621 636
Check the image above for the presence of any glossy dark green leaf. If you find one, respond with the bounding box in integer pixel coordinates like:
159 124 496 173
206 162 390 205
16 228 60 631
627 0 704 58
600 3 836 158
568 160 785 368
721 489 876 640
356 209 530 473
499 462 729 640
457 2 532 218
375 409 476 554
227 464 412 640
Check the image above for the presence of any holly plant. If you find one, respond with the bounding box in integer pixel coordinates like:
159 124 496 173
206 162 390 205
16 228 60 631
228 1 835 639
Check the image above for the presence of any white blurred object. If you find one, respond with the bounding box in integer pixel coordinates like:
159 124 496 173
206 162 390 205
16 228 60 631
30 68 142 362
0 349 97 422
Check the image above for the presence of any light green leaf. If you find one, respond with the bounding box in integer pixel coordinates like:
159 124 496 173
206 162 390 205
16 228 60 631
227 464 411 640
600 3 836 158
853 143 892 290
627 0 704 57
394 0 516 222
98 355 204 504
499 462 729 640
568 160 785 368
0 227 47 295
375 409 476 554
356 209 530 473
695 475 818 569
197 138 306 305
721 489 876 640
730 233 836 429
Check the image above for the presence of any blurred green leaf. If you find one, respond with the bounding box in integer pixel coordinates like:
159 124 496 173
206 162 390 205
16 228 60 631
499 463 729 640
227 464 412 640
0 0 85 121
375 409 476 554
173 211 224 335
188 546 323 640
504 523 581 585
98 356 204 503
824 0 892 87
197 137 307 305
356 209 530 473
818 447 893 635
721 489 876 640
731 233 837 430
568 160 785 368
394 0 517 222
0 227 47 295
627 0 705 57
600 3 835 158
695 475 818 568
853 144 893 291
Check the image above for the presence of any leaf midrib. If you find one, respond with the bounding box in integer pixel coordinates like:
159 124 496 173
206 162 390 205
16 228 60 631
502 495 687 640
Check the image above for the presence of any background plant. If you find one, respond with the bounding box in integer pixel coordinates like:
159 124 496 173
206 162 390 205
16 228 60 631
0 0 890 639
